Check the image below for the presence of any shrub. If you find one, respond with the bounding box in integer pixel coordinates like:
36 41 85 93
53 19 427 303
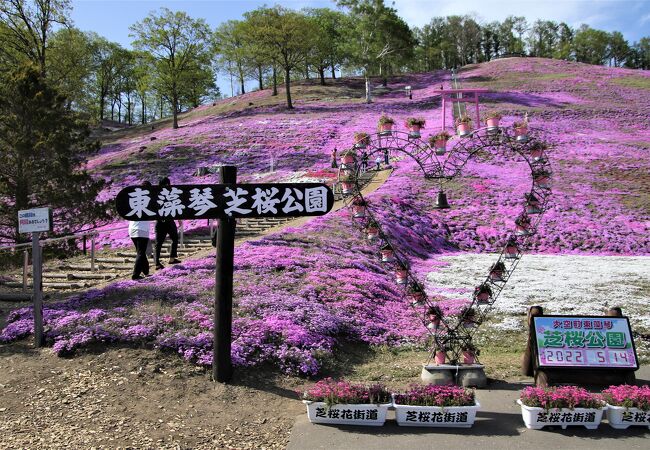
302 378 391 406
520 386 604 410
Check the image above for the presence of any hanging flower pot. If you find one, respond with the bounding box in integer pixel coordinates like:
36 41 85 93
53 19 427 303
434 350 447 365
489 261 506 281
474 284 492 304
408 286 426 307
351 197 367 218
340 149 357 165
513 121 529 142
533 169 551 189
354 132 370 149
378 114 395 135
461 307 478 328
515 215 533 236
525 193 543 214
405 118 426 138
339 174 356 195
504 239 520 259
395 265 408 284
456 115 473 137
426 306 442 329
380 243 395 263
365 221 380 241
429 131 451 156
484 112 502 131
530 143 546 162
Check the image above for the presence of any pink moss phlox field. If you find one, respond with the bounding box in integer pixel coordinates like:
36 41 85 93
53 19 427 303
2 58 649 374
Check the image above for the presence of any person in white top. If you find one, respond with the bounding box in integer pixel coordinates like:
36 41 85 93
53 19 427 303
128 181 152 280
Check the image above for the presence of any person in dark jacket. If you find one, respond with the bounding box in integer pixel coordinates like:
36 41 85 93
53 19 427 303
128 181 152 280
155 177 181 270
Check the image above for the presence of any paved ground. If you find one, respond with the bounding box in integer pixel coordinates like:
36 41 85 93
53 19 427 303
287 366 650 450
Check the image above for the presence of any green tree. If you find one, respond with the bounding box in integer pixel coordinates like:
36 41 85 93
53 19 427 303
214 20 251 95
244 6 311 109
608 31 629 67
130 8 212 129
0 0 70 76
48 27 94 111
304 8 347 84
0 65 108 243
573 24 610 65
554 22 574 60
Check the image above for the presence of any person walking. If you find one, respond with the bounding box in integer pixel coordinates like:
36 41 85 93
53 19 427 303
331 148 338 168
128 181 152 280
361 151 369 172
383 148 389 166
375 155 382 171
154 177 181 270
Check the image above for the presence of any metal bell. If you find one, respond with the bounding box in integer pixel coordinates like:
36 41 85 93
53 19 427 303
435 191 450 209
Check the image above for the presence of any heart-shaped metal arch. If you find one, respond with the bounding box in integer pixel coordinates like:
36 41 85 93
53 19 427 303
338 125 552 365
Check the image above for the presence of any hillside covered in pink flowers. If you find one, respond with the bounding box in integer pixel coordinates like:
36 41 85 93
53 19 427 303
2 58 649 374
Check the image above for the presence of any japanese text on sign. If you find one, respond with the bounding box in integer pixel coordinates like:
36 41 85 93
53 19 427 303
533 316 638 369
115 183 334 220
18 207 52 233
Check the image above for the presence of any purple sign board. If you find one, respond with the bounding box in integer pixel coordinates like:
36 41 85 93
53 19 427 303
533 316 638 370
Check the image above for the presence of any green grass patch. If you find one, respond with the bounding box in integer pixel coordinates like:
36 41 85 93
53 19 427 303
610 76 650 91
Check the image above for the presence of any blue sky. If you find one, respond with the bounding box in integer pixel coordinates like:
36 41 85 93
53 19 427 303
70 0 650 95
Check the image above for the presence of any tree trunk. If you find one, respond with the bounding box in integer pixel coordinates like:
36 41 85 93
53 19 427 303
257 65 263 90
172 83 179 129
240 74 245 95
141 95 146 124
99 96 105 121
331 63 336 79
305 64 310 80
364 72 372 104
284 67 293 109
319 67 325 85
272 65 278 96
160 95 164 120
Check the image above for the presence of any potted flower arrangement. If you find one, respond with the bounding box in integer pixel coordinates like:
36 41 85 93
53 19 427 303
377 115 395 135
393 384 480 427
513 120 529 142
433 344 450 365
504 238 520 259
474 284 492 304
603 385 650 429
525 193 542 214
532 169 551 189
339 173 356 195
489 261 507 281
461 307 479 328
462 343 480 365
455 115 473 137
407 283 426 306
395 263 408 284
302 378 392 426
429 131 452 156
426 305 443 330
484 111 502 130
365 220 380 241
518 386 606 430
380 243 395 263
354 132 370 149
340 149 357 165
351 197 367 218
514 214 533 236
405 117 426 137
529 142 546 162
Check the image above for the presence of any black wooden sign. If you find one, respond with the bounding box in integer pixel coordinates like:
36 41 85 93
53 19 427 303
115 183 334 220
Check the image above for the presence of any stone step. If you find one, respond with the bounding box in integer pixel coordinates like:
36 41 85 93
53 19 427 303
42 273 70 279
97 264 133 271
68 273 116 281
95 257 131 263
1 281 27 288
43 282 88 289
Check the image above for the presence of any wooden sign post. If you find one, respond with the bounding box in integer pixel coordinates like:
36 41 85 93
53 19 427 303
115 167 335 382
18 207 53 347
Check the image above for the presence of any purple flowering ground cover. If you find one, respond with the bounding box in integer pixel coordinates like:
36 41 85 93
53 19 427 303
2 58 649 375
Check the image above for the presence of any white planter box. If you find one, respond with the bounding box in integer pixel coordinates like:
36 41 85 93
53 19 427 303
394 402 481 428
517 400 605 430
606 404 650 430
303 401 390 426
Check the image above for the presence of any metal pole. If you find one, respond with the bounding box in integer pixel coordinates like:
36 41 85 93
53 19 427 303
32 232 44 347
213 165 236 382
23 250 28 292
442 96 446 129
90 236 96 271
83 234 87 255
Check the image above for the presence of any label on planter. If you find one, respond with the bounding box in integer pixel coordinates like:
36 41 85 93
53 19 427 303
619 410 650 424
313 406 379 421
402 410 470 424
533 315 638 369
535 410 598 424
